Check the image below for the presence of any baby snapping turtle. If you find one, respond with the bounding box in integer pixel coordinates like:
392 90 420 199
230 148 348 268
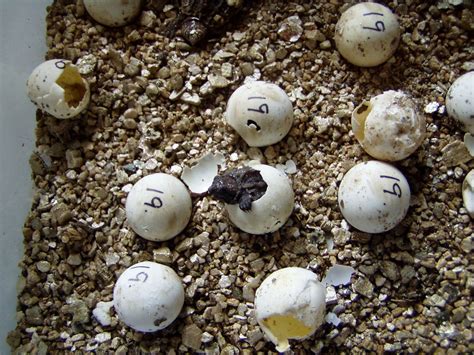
208 166 267 211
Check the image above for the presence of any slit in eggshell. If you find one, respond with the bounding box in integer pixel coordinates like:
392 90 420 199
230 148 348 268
55 65 87 107
352 101 372 142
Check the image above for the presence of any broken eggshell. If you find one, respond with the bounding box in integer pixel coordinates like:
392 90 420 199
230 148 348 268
462 170 474 218
225 81 294 147
27 59 90 119
255 267 326 352
225 164 294 234
352 90 426 161
113 261 184 332
181 152 225 194
83 0 143 27
446 71 474 134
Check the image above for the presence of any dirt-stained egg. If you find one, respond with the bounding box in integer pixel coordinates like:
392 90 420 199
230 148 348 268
27 59 90 119
84 0 143 27
224 164 294 234
113 261 184 332
335 2 401 67
446 71 474 134
462 170 474 218
338 161 410 233
225 81 294 147
125 173 192 242
352 90 426 161
255 267 326 352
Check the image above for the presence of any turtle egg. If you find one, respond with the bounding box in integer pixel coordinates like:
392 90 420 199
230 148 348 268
335 2 401 67
352 90 426 161
84 0 143 27
113 261 184 332
225 81 294 147
462 170 474 218
338 161 410 233
27 59 90 119
125 173 192 242
255 267 326 352
446 71 474 134
225 164 294 234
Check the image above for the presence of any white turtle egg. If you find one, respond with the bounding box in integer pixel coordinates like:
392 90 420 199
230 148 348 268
84 0 143 27
338 161 410 233
225 164 294 234
335 2 401 67
352 90 426 161
255 267 326 353
446 71 474 134
462 170 474 218
26 59 90 119
113 261 184 332
225 81 293 147
125 173 192 242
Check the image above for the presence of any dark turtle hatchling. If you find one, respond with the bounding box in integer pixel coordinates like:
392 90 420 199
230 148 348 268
208 166 268 211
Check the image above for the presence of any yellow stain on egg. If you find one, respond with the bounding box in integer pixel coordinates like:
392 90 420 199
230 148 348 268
55 65 87 107
262 314 313 352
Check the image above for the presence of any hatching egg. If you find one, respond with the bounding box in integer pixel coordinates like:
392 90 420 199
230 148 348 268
27 59 90 119
335 2 401 67
225 81 294 147
84 0 143 27
338 161 410 233
446 71 474 134
255 267 326 352
352 90 426 161
113 261 184 332
225 164 294 234
125 173 192 241
462 170 474 218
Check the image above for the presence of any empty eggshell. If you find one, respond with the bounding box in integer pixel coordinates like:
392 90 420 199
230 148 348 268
225 164 294 234
113 261 184 332
225 81 294 147
255 267 326 352
462 170 474 218
338 161 410 233
335 2 401 67
84 0 143 27
27 59 90 119
446 71 474 134
352 90 426 161
125 173 192 241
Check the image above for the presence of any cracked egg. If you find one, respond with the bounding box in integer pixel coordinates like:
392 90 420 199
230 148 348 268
84 0 143 27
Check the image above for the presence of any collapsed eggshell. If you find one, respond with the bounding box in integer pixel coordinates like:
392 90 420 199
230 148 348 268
225 164 294 234
335 2 401 67
462 170 474 218
255 267 326 352
225 81 294 147
27 59 90 119
83 0 143 27
338 161 411 233
125 173 192 241
352 90 426 161
446 71 474 134
113 261 184 332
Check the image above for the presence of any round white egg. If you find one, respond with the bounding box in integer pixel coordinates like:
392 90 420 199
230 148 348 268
446 71 474 134
352 90 426 161
225 81 294 147
462 170 474 218
125 173 192 242
225 164 294 234
255 267 326 352
335 2 401 67
84 0 143 27
338 161 411 233
27 59 90 119
113 261 184 332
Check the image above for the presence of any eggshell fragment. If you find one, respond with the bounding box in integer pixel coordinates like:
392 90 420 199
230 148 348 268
27 59 90 119
462 170 474 218
352 90 426 161
338 161 411 233
255 267 326 352
446 71 474 134
181 152 225 194
125 173 192 241
83 0 143 27
225 81 293 147
225 164 294 234
113 261 184 332
335 2 401 67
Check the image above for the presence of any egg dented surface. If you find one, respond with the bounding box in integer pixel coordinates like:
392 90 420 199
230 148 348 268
255 267 326 352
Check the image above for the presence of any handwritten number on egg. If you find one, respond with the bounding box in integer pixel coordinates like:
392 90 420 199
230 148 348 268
362 12 386 32
55 60 67 69
144 188 164 209
247 96 269 114
380 175 402 198
128 265 150 283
